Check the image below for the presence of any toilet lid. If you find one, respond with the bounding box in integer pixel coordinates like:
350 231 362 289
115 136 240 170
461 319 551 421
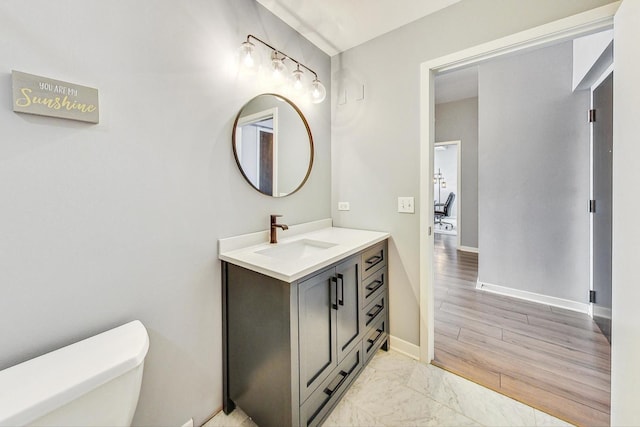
0 320 149 426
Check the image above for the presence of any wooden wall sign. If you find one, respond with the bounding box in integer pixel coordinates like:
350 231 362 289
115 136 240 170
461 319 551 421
12 70 99 124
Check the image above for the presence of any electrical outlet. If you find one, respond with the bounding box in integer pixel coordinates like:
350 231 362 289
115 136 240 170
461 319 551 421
397 197 415 213
338 202 350 211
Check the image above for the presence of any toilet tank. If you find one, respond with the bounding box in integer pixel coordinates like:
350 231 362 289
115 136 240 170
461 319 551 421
0 320 149 427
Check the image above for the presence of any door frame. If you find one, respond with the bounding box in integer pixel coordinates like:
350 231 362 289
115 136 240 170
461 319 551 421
418 2 620 362
434 140 461 249
590 67 614 332
236 107 279 195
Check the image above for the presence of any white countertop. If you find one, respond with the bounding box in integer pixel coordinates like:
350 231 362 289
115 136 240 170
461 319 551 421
218 219 389 282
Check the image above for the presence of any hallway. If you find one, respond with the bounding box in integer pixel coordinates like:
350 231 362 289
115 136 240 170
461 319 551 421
433 234 611 426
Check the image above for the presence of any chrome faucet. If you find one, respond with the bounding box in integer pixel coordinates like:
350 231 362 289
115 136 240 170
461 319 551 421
270 214 289 244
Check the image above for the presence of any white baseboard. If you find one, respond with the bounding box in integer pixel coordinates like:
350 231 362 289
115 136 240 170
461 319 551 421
476 280 589 314
593 305 612 319
389 335 420 360
457 245 478 253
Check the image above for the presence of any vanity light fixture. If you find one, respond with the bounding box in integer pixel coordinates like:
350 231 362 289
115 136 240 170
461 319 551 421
271 51 288 81
310 77 327 103
292 65 304 91
238 34 326 103
239 40 256 68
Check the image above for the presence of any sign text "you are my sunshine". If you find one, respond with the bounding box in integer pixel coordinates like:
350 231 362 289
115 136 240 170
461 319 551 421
12 70 100 124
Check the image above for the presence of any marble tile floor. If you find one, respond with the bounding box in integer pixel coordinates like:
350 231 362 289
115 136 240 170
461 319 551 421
205 349 573 427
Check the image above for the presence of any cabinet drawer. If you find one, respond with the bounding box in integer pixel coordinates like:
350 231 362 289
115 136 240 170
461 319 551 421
362 241 386 279
364 293 386 330
361 266 387 308
364 316 387 363
299 347 363 427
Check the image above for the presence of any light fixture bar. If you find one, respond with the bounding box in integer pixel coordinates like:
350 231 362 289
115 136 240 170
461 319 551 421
245 34 319 80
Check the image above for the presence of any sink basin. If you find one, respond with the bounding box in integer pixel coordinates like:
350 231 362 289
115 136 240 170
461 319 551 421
256 239 337 260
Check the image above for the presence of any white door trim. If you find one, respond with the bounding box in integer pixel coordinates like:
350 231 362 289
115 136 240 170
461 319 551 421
418 2 619 363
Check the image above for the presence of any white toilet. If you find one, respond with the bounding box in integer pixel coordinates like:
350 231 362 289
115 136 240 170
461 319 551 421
0 320 149 427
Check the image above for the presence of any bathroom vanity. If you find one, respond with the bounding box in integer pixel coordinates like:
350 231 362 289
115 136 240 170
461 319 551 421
219 220 389 427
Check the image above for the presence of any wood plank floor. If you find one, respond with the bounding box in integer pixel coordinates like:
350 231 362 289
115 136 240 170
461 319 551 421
432 234 611 427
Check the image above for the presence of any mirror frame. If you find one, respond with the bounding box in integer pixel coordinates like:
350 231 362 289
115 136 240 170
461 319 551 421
232 93 314 197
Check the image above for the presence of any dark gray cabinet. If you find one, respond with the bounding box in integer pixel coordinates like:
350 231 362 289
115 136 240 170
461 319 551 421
299 267 338 402
222 239 388 427
299 255 361 403
335 256 361 362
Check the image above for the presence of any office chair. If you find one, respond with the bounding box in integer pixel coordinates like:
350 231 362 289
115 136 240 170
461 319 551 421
434 192 455 230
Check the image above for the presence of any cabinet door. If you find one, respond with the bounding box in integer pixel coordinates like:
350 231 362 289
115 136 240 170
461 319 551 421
299 268 338 402
335 256 361 362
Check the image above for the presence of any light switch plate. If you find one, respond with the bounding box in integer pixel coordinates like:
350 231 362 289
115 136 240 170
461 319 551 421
398 197 415 213
338 202 350 211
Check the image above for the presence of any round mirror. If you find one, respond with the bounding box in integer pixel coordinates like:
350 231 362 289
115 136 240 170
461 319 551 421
232 94 314 197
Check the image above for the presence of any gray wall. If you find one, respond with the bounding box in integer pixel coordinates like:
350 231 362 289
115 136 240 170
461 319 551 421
435 97 479 248
477 41 590 302
0 1 330 426
331 0 613 346
277 106 312 195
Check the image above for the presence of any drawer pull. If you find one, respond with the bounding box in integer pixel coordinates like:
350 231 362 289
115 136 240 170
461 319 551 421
337 273 344 306
330 276 338 310
366 304 384 322
323 370 348 397
365 254 382 267
367 327 384 351
365 277 384 295
323 352 360 397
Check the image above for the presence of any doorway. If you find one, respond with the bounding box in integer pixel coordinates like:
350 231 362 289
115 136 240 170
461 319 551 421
434 141 460 242
431 42 612 423
418 0 616 366
418 4 617 425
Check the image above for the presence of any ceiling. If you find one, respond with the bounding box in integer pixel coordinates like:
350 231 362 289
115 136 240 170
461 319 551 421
435 66 478 104
256 0 476 104
256 0 461 56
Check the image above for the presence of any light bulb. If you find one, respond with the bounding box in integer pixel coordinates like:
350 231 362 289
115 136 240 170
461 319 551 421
292 66 304 91
310 78 326 103
239 41 256 68
271 52 288 81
